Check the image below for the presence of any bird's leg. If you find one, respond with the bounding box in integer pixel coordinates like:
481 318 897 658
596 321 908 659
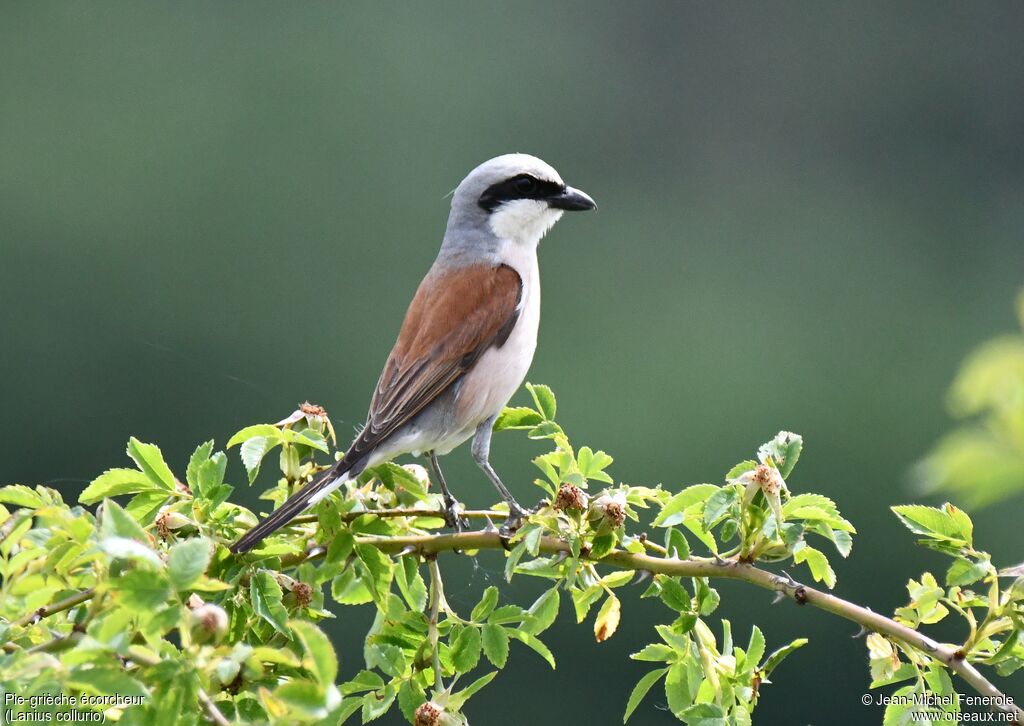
471 418 528 536
427 451 467 531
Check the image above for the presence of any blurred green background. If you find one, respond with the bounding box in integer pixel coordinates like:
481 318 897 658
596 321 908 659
3 2 1023 723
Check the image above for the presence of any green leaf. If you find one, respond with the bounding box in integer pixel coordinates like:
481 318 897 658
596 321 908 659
891 504 970 544
725 460 757 480
100 498 149 542
793 543 836 588
111 569 171 611
240 436 278 484
0 485 44 509
481 623 509 668
594 592 621 642
186 440 214 489
659 577 692 613
623 667 668 723
761 637 808 675
167 538 211 591
250 570 290 636
653 484 719 527
451 626 482 673
678 702 727 726
80 469 164 505
227 424 283 448
341 670 385 695
472 586 500 622
946 556 990 586
523 587 560 635
67 666 148 698
510 630 555 669
665 657 700 716
126 437 177 490
493 406 544 432
744 626 765 672
291 620 338 686
631 643 675 662
394 556 427 611
446 671 499 712
757 431 803 479
528 383 557 420
703 487 737 528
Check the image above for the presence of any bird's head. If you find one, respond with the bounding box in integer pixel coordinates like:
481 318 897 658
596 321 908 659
447 154 596 249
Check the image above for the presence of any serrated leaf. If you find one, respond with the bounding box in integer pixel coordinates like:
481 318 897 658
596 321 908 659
510 630 555 669
757 431 803 479
594 592 621 643
126 437 177 490
946 556 990 586
653 484 719 527
451 626 482 673
227 424 283 448
291 620 338 686
493 406 544 432
0 485 45 509
251 570 290 636
100 498 149 542
524 587 559 635
240 436 278 484
623 667 668 723
744 626 765 671
111 569 171 611
891 504 969 544
481 623 509 668
167 537 211 591
80 469 164 505
761 637 808 675
793 543 836 588
472 586 500 622
528 383 557 420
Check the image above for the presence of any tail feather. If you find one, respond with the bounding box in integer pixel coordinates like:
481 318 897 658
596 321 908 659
230 460 353 554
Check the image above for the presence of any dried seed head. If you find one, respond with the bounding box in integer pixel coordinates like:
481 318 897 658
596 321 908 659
604 501 626 527
292 581 313 608
299 401 326 418
554 483 588 512
414 701 443 726
588 492 628 530
155 508 190 539
752 465 781 496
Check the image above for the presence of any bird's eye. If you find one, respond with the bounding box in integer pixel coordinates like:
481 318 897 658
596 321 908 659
515 176 537 195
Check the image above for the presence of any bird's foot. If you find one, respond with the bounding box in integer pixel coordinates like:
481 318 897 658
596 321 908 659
497 503 529 539
442 496 469 532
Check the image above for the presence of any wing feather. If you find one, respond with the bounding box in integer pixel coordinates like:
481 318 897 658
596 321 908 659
339 263 522 466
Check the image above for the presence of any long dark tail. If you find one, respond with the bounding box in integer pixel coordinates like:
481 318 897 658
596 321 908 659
230 458 355 554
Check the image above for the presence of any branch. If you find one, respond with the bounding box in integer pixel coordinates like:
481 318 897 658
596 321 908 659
336 530 1023 720
13 587 95 628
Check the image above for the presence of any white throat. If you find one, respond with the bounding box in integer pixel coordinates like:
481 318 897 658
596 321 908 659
487 200 564 248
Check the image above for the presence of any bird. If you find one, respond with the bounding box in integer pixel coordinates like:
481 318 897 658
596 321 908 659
230 153 596 554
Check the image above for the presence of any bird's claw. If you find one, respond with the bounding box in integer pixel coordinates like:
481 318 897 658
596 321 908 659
497 505 528 539
442 497 469 532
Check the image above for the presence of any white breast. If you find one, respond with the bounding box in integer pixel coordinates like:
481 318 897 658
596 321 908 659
450 241 541 436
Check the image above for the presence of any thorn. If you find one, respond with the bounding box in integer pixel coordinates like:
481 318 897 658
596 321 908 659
771 590 786 605
712 552 728 566
553 551 569 564
851 625 868 639
633 569 652 586
780 569 800 588
396 545 417 558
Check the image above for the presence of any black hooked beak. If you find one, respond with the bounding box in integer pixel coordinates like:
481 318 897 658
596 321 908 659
548 185 597 211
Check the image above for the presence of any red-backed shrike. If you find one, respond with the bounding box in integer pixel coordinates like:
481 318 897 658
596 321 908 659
231 154 595 553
